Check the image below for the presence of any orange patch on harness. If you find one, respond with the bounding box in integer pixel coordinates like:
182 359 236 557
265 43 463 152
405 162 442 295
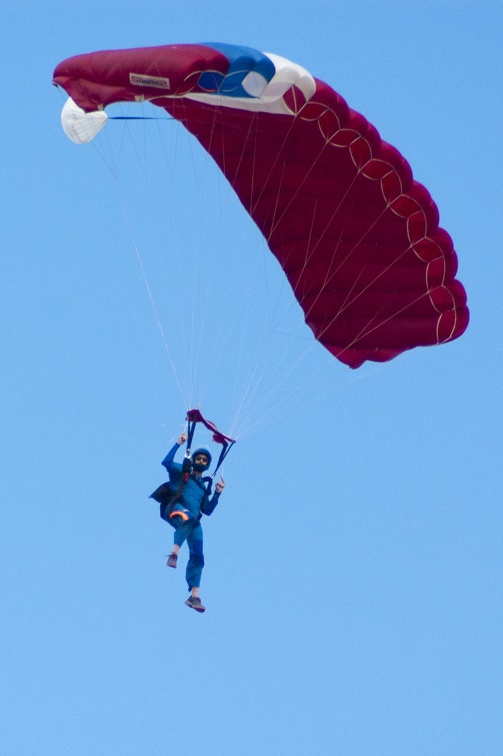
169 510 189 521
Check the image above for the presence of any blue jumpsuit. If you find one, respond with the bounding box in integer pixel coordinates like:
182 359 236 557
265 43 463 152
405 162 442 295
162 443 221 591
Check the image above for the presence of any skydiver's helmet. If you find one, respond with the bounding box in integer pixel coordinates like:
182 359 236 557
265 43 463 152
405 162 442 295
191 446 212 472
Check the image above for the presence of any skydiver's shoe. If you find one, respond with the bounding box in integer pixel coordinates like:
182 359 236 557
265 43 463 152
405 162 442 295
166 552 177 569
185 595 206 613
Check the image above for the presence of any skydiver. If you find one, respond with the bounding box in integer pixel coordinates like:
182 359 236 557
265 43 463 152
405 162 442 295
162 432 225 613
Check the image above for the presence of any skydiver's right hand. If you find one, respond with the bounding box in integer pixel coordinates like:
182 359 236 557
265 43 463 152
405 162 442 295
178 432 188 446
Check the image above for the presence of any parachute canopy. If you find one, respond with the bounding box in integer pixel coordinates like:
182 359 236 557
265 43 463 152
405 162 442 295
53 43 469 368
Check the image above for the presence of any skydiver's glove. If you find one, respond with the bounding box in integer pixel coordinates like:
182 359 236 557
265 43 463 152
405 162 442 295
182 457 192 475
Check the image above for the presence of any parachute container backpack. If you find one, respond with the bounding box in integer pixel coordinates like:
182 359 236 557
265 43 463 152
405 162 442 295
53 43 469 368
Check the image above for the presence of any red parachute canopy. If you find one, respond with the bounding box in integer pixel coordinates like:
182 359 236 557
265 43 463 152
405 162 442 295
53 43 469 368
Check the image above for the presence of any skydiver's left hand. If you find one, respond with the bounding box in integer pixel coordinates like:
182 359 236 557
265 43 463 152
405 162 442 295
215 477 225 493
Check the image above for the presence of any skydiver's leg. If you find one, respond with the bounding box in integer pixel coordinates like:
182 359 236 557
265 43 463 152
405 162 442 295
173 520 191 548
166 517 191 568
185 521 204 593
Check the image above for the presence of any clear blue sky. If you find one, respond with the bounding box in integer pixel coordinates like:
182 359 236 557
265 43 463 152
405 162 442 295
2 2 502 755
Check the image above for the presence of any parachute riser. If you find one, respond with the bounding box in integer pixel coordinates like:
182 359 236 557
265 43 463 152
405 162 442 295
184 409 236 482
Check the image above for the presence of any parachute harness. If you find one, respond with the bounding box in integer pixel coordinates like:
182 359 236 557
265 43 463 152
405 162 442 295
150 409 235 521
